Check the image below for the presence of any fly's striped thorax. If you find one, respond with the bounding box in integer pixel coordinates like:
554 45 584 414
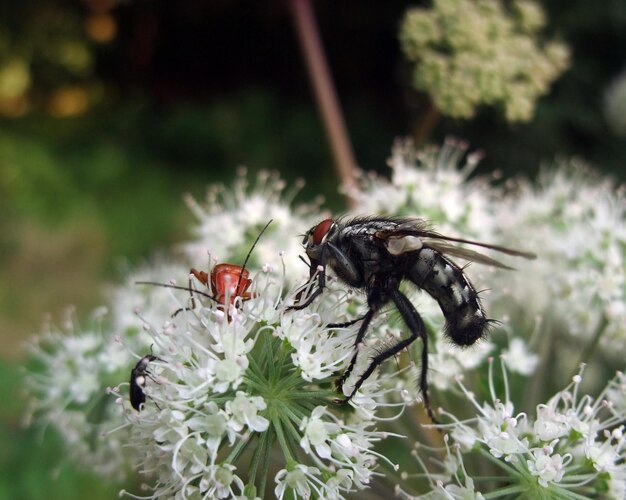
408 248 488 346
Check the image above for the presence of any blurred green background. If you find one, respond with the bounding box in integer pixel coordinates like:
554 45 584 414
1 1 625 498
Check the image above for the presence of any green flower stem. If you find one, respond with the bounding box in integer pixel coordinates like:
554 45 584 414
225 431 253 465
575 314 608 372
281 410 306 447
248 427 268 484
477 447 525 478
482 485 526 498
247 425 276 498
284 390 332 400
256 428 274 497
271 412 295 463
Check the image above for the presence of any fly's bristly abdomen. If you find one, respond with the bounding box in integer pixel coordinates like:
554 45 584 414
408 247 488 346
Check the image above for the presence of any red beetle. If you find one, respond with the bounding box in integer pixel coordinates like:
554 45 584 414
137 220 271 316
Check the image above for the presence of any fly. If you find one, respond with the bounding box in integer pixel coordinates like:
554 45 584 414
289 216 536 421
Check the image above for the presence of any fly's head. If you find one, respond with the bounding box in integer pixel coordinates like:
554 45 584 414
302 218 337 270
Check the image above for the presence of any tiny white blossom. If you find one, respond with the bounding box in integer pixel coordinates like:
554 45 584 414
501 337 539 376
225 392 269 433
534 403 570 441
300 406 337 459
527 448 569 487
275 464 321 499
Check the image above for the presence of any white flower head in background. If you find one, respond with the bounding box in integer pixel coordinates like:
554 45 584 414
492 163 626 363
23 306 131 478
353 138 496 241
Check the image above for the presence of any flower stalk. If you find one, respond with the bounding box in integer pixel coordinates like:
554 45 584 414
288 0 358 202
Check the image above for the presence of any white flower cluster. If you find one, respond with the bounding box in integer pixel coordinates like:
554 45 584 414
24 174 398 498
23 307 131 478
24 138 626 498
493 164 626 360
353 138 496 239
399 0 570 121
116 267 399 499
402 360 626 498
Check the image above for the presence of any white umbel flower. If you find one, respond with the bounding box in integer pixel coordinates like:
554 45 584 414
109 256 401 498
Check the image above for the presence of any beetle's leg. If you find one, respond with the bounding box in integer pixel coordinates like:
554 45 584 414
172 271 199 317
135 281 218 318
334 309 375 390
140 389 162 411
335 289 437 423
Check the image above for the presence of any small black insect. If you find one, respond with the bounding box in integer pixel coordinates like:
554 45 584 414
129 354 163 411
289 216 535 420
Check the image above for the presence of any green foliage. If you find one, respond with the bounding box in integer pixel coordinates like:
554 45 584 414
0 362 120 500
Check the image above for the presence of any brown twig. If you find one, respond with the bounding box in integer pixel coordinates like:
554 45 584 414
288 0 358 207
413 99 441 145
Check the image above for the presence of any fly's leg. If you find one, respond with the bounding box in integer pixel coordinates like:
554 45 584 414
287 279 325 311
334 289 437 423
333 309 376 391
288 241 362 311
327 314 367 329
288 253 327 311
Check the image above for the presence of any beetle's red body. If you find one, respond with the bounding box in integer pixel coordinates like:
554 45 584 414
190 264 253 306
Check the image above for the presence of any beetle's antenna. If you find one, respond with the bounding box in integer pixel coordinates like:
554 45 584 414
134 281 219 304
235 219 273 292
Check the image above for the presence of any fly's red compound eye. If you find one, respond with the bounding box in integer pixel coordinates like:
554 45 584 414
312 218 335 245
211 264 252 305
